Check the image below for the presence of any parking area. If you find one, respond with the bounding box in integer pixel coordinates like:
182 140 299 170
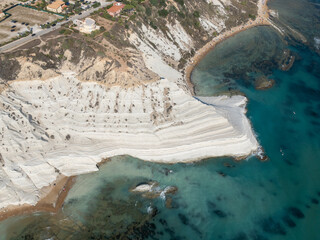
0 5 62 44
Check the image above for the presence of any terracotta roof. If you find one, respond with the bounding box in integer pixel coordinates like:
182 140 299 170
47 0 65 10
107 3 125 13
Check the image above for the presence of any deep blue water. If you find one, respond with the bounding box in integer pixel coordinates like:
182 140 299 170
1 0 320 239
191 26 320 239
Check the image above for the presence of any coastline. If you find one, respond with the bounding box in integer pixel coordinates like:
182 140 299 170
184 0 271 93
0 0 270 224
0 175 76 222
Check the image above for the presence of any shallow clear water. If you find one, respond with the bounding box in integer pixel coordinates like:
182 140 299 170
191 26 287 95
1 1 320 240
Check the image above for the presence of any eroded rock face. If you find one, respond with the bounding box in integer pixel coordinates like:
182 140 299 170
0 0 261 210
0 35 158 90
0 72 258 208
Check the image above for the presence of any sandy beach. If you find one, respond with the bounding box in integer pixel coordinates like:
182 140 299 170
0 175 75 222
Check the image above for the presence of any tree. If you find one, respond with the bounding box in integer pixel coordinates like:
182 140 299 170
193 11 200 18
158 9 168 17
146 7 152 16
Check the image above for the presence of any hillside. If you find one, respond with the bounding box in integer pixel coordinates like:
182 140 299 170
0 0 260 210
0 0 258 91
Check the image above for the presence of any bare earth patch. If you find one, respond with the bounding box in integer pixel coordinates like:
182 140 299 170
6 5 62 25
0 5 62 44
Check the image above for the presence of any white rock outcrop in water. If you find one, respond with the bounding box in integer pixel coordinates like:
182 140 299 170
0 72 258 209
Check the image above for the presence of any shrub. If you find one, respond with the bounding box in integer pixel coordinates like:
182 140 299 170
124 4 134 10
103 31 111 38
174 0 184 5
159 0 167 7
194 20 200 28
150 21 157 30
193 11 200 18
249 14 256 20
150 0 158 6
92 2 101 8
178 11 185 18
59 28 72 35
158 9 169 17
146 7 152 16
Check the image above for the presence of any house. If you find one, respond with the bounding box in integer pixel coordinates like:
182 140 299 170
107 2 125 17
47 0 65 13
73 17 100 34
0 11 5 20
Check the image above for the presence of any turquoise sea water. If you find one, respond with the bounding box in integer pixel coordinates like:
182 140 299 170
1 1 320 240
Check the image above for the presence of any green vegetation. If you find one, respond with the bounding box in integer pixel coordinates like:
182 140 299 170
177 11 185 18
59 28 72 35
249 14 256 20
123 0 144 7
149 20 157 30
193 11 200 18
124 5 134 11
92 2 101 8
146 7 152 16
150 0 158 6
174 0 184 5
61 38 75 50
158 9 169 17
103 31 116 41
35 0 46 10
194 20 200 28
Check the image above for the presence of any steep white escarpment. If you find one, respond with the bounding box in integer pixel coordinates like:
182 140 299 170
0 72 259 209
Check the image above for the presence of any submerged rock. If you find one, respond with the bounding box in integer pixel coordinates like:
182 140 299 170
260 217 286 235
255 76 275 90
213 209 227 218
164 186 178 195
311 198 319 204
178 213 189 225
282 215 296 228
288 207 305 219
165 197 173 209
130 181 178 200
131 182 158 193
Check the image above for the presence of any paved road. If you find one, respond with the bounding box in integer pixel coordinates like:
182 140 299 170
0 1 114 53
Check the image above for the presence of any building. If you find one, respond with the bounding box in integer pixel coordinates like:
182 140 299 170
107 2 125 17
47 0 65 13
73 17 100 34
0 11 5 20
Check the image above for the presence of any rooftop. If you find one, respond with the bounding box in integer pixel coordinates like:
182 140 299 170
85 18 95 26
47 0 65 10
107 2 125 13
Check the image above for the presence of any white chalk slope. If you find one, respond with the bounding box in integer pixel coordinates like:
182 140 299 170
0 72 258 208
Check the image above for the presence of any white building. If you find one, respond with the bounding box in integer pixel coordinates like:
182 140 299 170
0 11 5 19
73 18 100 34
